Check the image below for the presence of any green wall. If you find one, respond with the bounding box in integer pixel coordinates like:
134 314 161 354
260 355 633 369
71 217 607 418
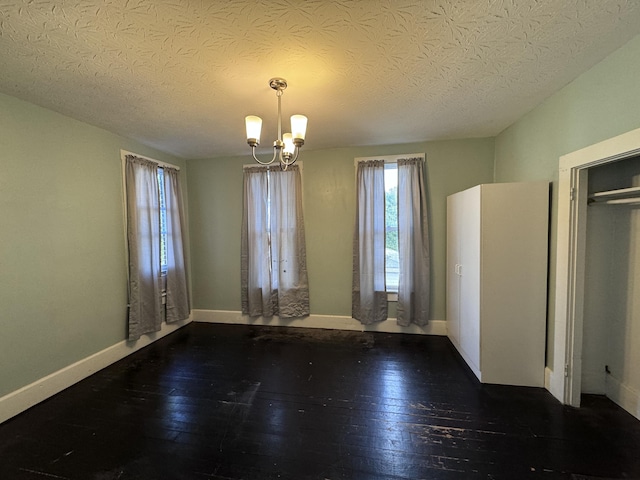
7 30 638 405
187 138 495 320
494 34 640 367
0 92 185 398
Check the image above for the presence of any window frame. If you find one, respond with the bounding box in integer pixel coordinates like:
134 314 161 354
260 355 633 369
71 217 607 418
157 167 169 274
121 150 181 295
354 153 425 301
242 163 304 292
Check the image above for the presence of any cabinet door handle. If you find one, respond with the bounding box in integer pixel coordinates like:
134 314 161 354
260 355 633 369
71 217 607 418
455 264 462 276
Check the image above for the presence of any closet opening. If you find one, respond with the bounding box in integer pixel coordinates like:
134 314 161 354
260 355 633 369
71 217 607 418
553 127 640 421
582 155 640 417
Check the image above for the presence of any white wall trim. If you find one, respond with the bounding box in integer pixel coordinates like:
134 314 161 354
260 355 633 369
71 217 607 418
0 319 191 425
553 127 640 406
544 366 553 391
0 311 444 425
192 309 447 336
606 374 640 421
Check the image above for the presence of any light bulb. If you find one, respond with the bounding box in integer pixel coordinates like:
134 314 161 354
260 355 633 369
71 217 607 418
291 114 307 142
245 115 262 146
283 133 295 155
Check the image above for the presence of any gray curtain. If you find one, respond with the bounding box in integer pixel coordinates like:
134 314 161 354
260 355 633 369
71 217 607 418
241 165 310 318
397 157 430 326
163 167 190 323
125 156 162 340
352 160 388 324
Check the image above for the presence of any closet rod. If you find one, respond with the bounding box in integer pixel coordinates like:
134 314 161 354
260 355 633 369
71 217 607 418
589 197 640 206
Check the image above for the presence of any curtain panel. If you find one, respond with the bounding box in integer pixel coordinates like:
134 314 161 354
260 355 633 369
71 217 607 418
352 160 388 324
125 156 162 340
397 157 430 326
241 165 310 318
163 167 190 323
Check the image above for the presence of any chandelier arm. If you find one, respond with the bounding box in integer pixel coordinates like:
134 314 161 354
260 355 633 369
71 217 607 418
250 145 279 165
246 78 304 168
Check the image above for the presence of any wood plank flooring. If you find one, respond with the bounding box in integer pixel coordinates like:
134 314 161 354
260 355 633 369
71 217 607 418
1 323 639 479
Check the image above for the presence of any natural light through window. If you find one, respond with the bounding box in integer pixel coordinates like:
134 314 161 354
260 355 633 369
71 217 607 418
384 163 398 293
157 168 168 273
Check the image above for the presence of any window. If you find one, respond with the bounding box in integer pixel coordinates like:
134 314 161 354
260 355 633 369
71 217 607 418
241 164 310 319
123 151 190 340
353 154 430 326
384 163 399 293
354 155 417 296
157 168 168 273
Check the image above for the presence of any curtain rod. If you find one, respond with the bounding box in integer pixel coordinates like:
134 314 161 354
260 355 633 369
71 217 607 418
120 149 180 171
354 153 425 166
243 162 303 171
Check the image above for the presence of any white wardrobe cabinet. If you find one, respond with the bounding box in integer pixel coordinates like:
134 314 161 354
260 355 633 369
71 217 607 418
446 182 549 387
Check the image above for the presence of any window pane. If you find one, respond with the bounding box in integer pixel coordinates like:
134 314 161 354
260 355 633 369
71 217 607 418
384 163 398 292
157 168 168 273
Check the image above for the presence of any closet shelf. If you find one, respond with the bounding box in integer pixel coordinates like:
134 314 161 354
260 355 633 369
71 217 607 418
589 186 640 205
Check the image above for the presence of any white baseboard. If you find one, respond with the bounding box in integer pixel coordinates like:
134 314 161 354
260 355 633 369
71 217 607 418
192 309 447 336
547 366 567 403
606 374 640 421
0 318 191 425
544 367 552 391
0 312 444 426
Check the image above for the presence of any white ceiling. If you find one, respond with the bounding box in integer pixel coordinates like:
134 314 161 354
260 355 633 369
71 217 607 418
1 1 640 159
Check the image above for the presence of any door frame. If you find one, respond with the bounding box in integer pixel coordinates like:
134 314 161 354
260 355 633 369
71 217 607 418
551 127 640 406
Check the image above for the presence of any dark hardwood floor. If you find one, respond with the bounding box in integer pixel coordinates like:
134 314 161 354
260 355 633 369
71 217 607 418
1 323 639 480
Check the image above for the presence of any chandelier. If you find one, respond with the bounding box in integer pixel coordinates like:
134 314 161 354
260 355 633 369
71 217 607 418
245 78 307 170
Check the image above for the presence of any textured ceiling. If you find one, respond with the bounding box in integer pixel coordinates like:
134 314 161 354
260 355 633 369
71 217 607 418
1 1 640 159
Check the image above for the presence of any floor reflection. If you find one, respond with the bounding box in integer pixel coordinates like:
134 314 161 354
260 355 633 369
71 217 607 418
375 358 410 474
